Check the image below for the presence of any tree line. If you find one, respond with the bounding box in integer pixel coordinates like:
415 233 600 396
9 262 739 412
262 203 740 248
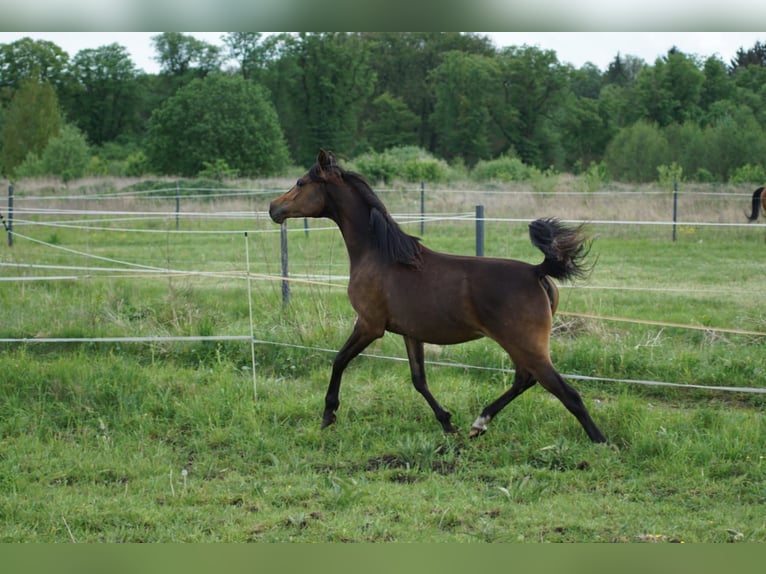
1 32 765 184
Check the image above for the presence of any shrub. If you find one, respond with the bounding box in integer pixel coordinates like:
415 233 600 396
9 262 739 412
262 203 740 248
728 163 766 184
350 151 398 184
692 168 719 183
657 162 684 191
576 161 610 193
604 121 670 182
529 165 559 193
471 154 530 182
350 147 450 184
198 159 240 181
14 124 90 182
124 151 149 177
145 74 289 177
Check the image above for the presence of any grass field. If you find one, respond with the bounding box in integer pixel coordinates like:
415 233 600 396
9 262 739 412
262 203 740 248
1 177 765 542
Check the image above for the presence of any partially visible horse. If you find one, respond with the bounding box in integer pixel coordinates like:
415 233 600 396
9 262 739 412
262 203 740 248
746 186 765 222
269 150 606 443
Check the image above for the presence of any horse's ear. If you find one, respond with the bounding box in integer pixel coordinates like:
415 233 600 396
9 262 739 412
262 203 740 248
317 149 336 171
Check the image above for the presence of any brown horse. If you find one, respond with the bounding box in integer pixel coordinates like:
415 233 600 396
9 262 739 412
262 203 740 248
269 150 606 443
746 186 765 221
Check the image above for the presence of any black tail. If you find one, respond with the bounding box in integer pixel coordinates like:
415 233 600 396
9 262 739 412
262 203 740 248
529 218 592 282
746 186 764 222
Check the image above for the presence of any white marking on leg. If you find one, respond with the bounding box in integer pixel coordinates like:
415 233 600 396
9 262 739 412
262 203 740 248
471 415 491 433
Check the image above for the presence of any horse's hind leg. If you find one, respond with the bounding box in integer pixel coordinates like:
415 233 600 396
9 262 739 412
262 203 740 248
403 336 456 433
533 362 606 443
469 368 536 438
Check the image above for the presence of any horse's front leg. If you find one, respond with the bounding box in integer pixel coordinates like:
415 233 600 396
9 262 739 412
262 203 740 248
403 336 457 433
323 321 380 428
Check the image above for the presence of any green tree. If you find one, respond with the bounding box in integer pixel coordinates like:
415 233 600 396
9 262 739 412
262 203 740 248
635 49 704 126
603 53 645 87
363 92 419 151
559 95 616 170
0 37 69 104
16 124 90 182
41 124 90 182
222 32 267 80
362 32 496 154
699 56 735 118
263 33 375 166
559 63 617 169
729 65 766 128
62 43 142 145
0 79 62 179
729 40 766 71
569 62 603 99
663 121 709 181
492 45 569 167
598 83 642 129
604 120 670 182
144 73 289 177
152 33 221 77
702 104 766 180
430 51 497 166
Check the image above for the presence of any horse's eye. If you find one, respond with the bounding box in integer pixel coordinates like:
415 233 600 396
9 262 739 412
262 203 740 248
296 179 304 188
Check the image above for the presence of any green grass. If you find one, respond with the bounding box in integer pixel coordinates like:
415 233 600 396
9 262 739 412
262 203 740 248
1 183 765 541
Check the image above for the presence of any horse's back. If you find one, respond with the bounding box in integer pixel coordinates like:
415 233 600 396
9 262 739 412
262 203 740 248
380 249 552 345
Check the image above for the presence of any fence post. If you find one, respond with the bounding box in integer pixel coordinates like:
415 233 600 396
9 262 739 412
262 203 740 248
672 180 678 241
175 181 180 230
475 205 484 256
7 184 13 247
304 217 309 237
420 181 425 236
280 221 290 307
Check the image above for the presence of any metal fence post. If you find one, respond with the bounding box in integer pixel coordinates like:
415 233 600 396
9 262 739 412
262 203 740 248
672 180 678 241
420 181 425 236
475 205 484 256
175 181 180 230
7 184 13 247
280 221 290 307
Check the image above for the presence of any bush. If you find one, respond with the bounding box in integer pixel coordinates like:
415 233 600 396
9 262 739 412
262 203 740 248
14 124 90 182
471 154 530 182
401 158 449 183
350 151 398 184
124 151 149 177
604 121 670 182
197 159 239 181
529 165 559 193
145 74 290 177
692 168 719 183
728 163 766 184
575 161 610 193
350 147 451 184
702 108 766 181
657 162 684 191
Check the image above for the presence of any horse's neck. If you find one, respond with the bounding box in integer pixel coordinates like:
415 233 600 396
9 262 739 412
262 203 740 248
329 188 374 266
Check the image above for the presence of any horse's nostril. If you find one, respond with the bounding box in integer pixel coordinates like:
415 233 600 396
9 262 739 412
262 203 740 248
269 204 285 223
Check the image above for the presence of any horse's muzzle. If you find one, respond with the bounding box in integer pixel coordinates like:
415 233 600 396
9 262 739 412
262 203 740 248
269 202 286 224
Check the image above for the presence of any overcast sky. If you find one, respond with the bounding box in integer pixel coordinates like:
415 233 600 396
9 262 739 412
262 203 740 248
0 32 764 74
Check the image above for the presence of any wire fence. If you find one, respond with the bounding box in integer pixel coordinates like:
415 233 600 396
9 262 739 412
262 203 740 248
2 182 765 396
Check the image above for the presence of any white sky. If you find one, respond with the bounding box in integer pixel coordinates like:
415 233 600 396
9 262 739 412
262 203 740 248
0 32 764 73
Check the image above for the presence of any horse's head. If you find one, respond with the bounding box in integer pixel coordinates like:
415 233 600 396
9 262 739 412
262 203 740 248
269 150 339 223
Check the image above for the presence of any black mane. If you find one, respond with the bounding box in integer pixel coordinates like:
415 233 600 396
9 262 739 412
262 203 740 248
312 163 422 268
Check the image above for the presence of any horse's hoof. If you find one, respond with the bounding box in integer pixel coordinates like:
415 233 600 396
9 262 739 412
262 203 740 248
321 413 336 429
468 427 486 439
